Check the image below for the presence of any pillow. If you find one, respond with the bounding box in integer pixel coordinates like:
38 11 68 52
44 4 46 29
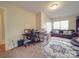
68 31 72 35
52 30 55 33
55 30 59 34
63 31 68 35
59 30 63 33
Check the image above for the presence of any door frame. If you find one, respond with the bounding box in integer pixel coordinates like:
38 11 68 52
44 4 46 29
0 7 7 51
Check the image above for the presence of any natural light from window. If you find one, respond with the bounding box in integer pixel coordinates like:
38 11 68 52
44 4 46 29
53 20 69 30
53 21 60 29
46 22 52 33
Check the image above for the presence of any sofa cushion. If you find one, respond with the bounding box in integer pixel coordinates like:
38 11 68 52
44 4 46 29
71 37 79 46
75 38 79 43
71 41 79 47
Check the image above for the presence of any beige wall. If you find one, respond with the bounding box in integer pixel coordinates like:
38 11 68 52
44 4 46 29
36 12 51 30
41 12 48 29
0 8 5 44
51 16 76 30
36 12 41 29
0 2 36 50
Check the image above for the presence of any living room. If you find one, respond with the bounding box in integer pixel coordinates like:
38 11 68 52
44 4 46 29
0 1 79 58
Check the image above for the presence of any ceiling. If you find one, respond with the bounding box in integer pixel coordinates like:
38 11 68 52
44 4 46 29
4 1 79 18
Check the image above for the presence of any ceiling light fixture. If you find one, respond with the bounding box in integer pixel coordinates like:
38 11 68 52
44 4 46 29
49 2 60 10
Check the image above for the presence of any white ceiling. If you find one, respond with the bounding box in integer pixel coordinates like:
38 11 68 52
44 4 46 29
4 1 79 18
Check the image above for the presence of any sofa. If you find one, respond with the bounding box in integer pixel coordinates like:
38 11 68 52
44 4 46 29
51 29 77 39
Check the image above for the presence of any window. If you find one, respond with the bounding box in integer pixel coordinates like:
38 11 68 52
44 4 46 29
53 20 69 30
46 22 52 33
53 21 60 29
60 20 68 30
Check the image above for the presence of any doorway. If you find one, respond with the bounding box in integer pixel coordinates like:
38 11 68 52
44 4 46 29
0 8 5 53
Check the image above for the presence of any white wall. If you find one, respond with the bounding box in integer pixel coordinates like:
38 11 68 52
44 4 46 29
51 16 76 30
0 2 36 50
